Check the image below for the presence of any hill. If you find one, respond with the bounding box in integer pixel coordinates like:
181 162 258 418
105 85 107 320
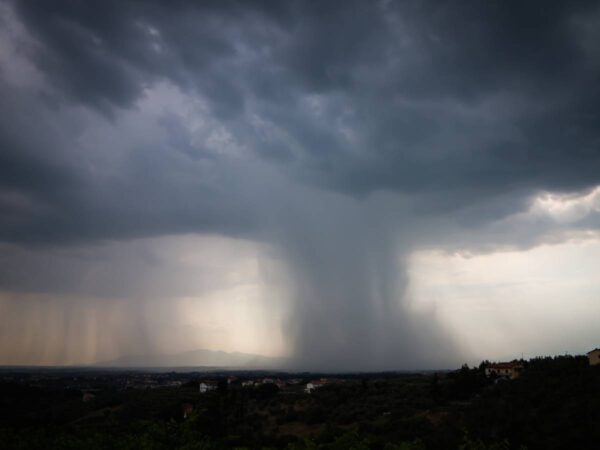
96 348 283 369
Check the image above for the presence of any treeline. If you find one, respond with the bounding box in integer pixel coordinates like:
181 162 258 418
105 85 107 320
1 356 599 449
464 355 600 450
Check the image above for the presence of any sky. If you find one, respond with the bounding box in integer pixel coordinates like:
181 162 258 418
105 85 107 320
1 0 600 370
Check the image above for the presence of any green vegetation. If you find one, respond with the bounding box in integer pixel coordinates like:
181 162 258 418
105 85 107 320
1 356 599 449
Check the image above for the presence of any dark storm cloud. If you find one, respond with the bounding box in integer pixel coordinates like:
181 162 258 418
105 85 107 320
7 0 600 232
2 0 600 368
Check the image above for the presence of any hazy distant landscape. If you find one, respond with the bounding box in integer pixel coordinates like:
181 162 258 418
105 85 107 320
97 349 284 370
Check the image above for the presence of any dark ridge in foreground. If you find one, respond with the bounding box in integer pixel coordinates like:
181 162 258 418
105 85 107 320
1 355 600 449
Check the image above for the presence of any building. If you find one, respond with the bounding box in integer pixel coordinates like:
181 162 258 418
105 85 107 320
199 381 216 393
305 379 327 393
82 392 96 402
182 403 194 419
485 362 523 379
587 348 600 366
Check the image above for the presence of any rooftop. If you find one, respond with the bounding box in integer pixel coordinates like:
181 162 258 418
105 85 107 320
487 362 523 369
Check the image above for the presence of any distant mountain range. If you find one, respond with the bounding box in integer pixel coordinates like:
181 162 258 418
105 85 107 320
96 348 283 369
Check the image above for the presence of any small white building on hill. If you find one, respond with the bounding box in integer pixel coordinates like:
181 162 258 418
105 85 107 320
199 382 216 393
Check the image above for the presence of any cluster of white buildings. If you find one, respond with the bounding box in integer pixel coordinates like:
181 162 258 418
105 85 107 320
198 376 328 394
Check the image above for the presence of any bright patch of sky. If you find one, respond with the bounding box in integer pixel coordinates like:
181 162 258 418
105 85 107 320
409 238 600 364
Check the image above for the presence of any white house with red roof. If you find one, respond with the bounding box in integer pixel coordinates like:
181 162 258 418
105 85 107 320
485 362 524 379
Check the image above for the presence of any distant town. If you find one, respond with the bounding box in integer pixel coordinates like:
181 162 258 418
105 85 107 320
2 347 600 402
